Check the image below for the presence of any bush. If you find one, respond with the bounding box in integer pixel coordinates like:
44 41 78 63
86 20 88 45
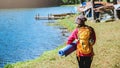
4 64 13 68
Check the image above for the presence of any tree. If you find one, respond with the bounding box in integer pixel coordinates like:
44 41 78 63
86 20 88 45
61 0 80 4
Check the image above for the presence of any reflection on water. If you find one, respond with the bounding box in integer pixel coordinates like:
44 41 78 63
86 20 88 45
0 6 75 67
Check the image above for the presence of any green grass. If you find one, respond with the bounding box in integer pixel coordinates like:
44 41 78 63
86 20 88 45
5 15 120 68
87 21 120 68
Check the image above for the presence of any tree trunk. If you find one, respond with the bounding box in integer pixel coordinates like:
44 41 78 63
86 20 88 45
113 0 117 4
107 0 110 2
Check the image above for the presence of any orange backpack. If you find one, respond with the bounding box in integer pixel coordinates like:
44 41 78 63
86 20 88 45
77 26 93 55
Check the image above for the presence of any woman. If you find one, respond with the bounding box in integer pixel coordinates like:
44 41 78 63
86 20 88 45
66 15 96 68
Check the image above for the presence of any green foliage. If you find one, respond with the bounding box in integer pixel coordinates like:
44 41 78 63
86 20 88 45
57 14 77 31
4 64 13 68
62 0 80 4
61 0 114 4
62 0 68 3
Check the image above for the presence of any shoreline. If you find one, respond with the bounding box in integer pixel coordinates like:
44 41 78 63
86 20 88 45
4 11 77 68
4 10 120 68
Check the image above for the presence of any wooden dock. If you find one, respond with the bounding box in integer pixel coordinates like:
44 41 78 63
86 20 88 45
35 15 64 20
52 13 74 17
35 13 74 20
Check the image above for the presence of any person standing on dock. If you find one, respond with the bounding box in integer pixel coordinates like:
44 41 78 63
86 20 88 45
66 15 96 68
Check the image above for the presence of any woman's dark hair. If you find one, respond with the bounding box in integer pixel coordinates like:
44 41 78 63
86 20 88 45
75 15 87 24
75 15 87 28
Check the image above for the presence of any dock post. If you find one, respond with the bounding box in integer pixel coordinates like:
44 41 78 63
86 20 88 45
113 0 118 20
91 0 95 21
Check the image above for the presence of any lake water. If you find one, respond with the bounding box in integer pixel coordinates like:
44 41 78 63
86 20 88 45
0 6 76 68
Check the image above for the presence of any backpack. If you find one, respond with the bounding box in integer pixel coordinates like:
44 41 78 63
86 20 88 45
77 26 93 55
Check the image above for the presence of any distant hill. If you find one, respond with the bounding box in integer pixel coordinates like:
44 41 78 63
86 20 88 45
0 0 63 9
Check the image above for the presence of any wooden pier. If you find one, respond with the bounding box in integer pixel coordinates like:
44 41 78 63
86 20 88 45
35 15 64 20
35 13 74 20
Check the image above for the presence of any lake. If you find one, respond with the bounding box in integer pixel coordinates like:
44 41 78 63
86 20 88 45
0 6 76 68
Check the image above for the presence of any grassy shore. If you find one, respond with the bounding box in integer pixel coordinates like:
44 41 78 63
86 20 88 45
5 14 120 68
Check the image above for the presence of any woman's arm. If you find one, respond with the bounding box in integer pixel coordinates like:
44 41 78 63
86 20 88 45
66 28 78 45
